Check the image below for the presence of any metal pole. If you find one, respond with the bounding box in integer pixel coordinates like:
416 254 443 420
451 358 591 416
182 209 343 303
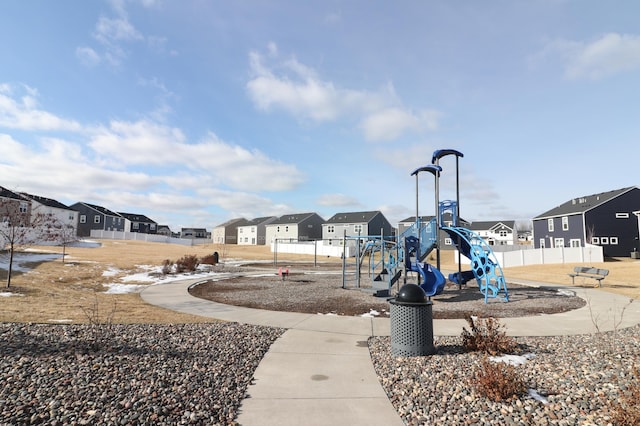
456 156 462 288
342 230 347 289
434 161 441 271
274 238 277 266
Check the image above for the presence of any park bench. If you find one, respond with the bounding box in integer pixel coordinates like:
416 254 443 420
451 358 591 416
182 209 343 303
568 266 609 287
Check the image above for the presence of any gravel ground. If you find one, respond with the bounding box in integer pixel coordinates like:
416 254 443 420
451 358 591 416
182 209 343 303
188 271 586 318
370 324 640 425
0 323 285 425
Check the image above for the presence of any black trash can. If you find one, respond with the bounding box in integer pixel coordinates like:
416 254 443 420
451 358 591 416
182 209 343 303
213 252 219 264
390 283 435 357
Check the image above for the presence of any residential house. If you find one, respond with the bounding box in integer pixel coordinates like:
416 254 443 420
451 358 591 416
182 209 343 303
70 202 124 237
212 218 248 244
156 225 174 237
181 228 210 239
265 212 324 244
0 186 31 226
237 216 277 245
532 186 640 257
323 211 393 244
397 213 471 250
118 212 158 234
468 220 517 246
20 192 78 231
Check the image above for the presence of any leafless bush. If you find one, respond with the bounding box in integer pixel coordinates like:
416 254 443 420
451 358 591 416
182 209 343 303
473 356 527 401
461 315 518 355
161 259 172 275
175 254 199 273
200 254 217 265
81 294 117 349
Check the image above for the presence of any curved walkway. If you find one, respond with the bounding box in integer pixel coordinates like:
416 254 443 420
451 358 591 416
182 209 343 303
141 278 640 426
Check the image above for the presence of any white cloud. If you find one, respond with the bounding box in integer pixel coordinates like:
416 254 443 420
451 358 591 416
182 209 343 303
246 45 442 141
0 85 82 132
76 46 102 67
534 33 640 80
316 193 361 207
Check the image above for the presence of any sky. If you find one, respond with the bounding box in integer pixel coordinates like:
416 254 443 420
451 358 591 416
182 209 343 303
1 1 639 232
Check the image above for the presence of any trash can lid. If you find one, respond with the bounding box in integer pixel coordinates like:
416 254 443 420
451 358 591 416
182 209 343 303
396 283 427 304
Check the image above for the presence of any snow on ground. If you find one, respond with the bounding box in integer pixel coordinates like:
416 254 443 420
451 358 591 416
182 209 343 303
489 353 536 366
0 292 24 297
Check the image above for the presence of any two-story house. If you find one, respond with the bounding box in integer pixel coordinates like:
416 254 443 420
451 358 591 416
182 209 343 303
212 218 248 244
118 212 158 234
323 211 393 244
468 220 517 246
532 186 640 257
265 212 324 244
237 216 277 245
70 202 125 237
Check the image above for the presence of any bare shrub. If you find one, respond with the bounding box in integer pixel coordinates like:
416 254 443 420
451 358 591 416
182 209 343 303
611 367 640 426
175 254 199 273
473 356 527 401
81 294 117 349
161 259 173 275
461 315 518 355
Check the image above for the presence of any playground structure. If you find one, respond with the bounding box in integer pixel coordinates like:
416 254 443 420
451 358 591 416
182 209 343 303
342 149 509 303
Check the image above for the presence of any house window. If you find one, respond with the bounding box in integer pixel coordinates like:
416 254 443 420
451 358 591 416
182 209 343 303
554 238 565 247
80 215 86 224
327 225 334 233
591 237 600 244
570 239 581 247
444 238 452 245
354 224 363 234
499 230 508 237
562 216 568 231
19 202 28 213
252 227 256 232
285 226 289 232
239 228 243 233
547 219 554 232
610 237 618 245
616 213 629 219
150 224 156 230
133 222 139 230
539 239 546 248
601 237 609 245
68 213 74 220
94 215 101 224
277 226 280 232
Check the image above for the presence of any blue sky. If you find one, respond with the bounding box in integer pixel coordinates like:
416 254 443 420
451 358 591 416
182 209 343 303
1 1 639 231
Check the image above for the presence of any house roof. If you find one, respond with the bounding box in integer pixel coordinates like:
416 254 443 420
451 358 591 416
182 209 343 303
242 216 277 227
214 217 249 228
0 186 26 201
20 192 72 210
75 202 122 218
269 212 321 225
118 212 157 224
468 220 515 231
325 211 382 224
534 186 637 219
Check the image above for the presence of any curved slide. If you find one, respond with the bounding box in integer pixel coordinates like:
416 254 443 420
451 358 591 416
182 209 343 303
442 226 509 302
411 262 446 297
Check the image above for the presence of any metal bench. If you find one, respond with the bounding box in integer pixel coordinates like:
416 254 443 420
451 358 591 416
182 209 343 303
568 266 609 287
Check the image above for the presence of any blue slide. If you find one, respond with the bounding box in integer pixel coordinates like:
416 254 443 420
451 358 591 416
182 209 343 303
411 262 446 297
404 235 446 297
442 226 509 302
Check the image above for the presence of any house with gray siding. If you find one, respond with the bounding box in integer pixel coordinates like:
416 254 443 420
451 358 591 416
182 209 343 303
323 211 393 244
397 213 470 250
265 212 324 244
212 218 248 244
118 212 157 234
70 202 124 237
532 186 640 257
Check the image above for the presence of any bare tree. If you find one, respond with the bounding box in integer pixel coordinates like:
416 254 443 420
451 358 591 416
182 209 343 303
0 195 69 288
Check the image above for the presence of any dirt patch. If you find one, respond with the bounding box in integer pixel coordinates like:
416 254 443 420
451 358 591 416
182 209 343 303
188 272 586 318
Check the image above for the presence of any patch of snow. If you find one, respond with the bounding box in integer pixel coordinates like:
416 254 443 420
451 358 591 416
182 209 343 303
119 273 157 283
0 292 24 297
48 319 73 323
318 312 338 316
527 388 549 404
102 267 121 277
490 353 536 366
361 309 381 317
103 283 148 294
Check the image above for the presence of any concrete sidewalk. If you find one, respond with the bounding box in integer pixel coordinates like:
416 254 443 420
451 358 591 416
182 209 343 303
141 278 640 426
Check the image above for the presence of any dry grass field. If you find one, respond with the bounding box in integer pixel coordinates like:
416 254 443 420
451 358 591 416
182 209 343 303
1 239 638 324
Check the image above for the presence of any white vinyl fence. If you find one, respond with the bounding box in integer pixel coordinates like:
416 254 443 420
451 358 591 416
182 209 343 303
90 230 212 246
453 245 604 268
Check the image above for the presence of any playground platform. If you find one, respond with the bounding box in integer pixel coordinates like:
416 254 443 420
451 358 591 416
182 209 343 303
141 278 640 426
